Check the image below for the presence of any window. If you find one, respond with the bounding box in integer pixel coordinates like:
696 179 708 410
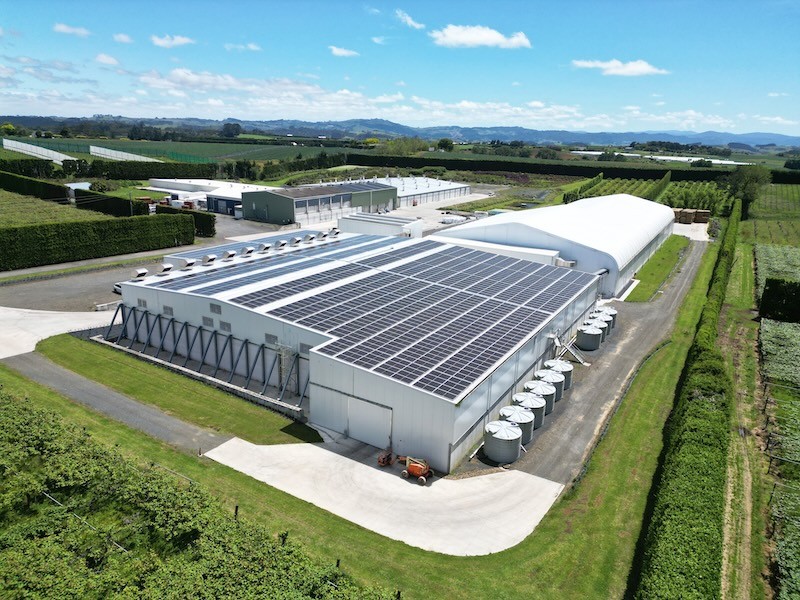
202 316 214 328
163 305 174 316
220 321 231 332
210 303 222 314
137 298 147 308
265 333 278 345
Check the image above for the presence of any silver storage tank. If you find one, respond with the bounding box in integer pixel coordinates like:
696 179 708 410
500 405 536 445
484 420 522 464
534 369 566 402
590 312 614 334
596 306 618 328
524 380 557 415
584 318 609 342
544 358 574 389
577 325 603 351
512 392 546 429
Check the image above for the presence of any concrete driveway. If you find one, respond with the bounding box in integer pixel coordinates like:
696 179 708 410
206 436 563 556
0 306 113 359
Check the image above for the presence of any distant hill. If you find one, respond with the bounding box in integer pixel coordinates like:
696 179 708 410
2 114 799 147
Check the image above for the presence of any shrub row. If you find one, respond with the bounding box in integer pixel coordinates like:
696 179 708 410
635 199 741 599
761 277 800 323
155 204 216 237
260 151 347 179
645 171 672 201
79 160 217 180
0 213 194 270
74 187 150 217
0 158 54 178
564 173 604 203
0 169 66 200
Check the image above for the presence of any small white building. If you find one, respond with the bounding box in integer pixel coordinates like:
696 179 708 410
338 212 424 238
435 194 675 297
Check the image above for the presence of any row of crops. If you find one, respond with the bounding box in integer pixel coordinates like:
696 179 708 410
586 176 732 215
754 244 800 300
587 177 655 198
0 189 111 226
751 183 800 220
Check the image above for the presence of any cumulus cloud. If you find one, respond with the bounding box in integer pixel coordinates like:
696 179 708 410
430 25 530 49
374 92 404 103
371 36 386 45
753 114 798 126
151 34 195 48
623 105 640 111
206 98 224 106
572 59 668 76
224 42 262 51
95 53 119 65
396 9 425 29
329 45 359 57
53 23 90 37
113 33 132 43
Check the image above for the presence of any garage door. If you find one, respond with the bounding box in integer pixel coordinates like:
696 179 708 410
347 399 392 449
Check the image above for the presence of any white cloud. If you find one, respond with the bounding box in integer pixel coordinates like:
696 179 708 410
113 33 132 43
95 53 119 66
652 93 663 97
365 5 380 15
754 114 798 126
53 23 90 37
297 72 320 79
224 42 262 52
430 25 531 49
135 89 148 96
623 105 640 111
206 98 224 106
767 92 789 97
166 89 187 98
151 34 195 48
374 92 404 103
396 10 425 29
396 80 406 87
329 45 359 57
654 101 666 106
371 36 385 45
0 65 14 77
572 59 668 76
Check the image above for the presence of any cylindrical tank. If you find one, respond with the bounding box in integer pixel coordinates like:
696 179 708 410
484 420 522 464
544 359 574 389
596 306 618 328
499 405 535 445
584 318 609 342
534 369 566 402
524 380 556 415
512 392 546 428
590 312 614 334
577 325 602 351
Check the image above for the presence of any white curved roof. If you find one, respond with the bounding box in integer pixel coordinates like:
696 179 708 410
440 194 675 270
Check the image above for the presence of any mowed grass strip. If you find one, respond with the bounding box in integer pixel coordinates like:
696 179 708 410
9 242 718 599
36 334 320 445
626 234 690 302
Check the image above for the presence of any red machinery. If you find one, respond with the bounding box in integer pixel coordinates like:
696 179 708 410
377 452 434 485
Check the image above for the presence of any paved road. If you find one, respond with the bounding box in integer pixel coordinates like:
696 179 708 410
2 352 230 455
507 240 708 484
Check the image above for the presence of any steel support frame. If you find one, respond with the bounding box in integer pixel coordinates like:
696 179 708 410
154 317 175 358
212 333 234 379
182 326 203 367
278 353 299 402
244 344 264 389
169 321 188 363
261 353 279 395
227 338 248 384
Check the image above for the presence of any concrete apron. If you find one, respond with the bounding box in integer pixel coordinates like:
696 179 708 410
205 436 564 556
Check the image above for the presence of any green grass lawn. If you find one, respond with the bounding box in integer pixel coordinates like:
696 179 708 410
625 234 691 302
36 334 321 445
0 189 111 226
3 241 718 599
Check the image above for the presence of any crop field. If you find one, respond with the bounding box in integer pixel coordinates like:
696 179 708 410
588 177 657 198
13 137 352 163
754 244 800 299
750 184 800 220
0 189 110 226
658 180 732 214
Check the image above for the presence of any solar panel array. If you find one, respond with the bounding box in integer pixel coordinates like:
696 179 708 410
263 242 597 400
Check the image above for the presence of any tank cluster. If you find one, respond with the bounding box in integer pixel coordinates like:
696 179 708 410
482 304 619 465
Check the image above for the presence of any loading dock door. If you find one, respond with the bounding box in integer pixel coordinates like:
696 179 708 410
347 399 392 449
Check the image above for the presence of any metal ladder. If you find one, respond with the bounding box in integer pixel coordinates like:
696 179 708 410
552 333 591 366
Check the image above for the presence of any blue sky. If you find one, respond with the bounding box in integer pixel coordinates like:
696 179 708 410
1 0 798 134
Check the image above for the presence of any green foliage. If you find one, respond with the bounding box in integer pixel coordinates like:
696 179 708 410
0 392 388 598
691 159 713 168
74 188 149 217
0 190 112 226
155 204 216 237
564 173 604 203
437 138 454 152
0 214 194 270
658 181 733 215
645 171 671 201
0 169 66 200
784 159 800 170
625 235 689 302
535 148 559 160
760 320 800 387
260 151 346 180
724 165 771 218
760 278 800 322
0 159 54 178
597 150 627 162
86 160 216 180
754 244 800 300
635 200 740 599
373 137 429 156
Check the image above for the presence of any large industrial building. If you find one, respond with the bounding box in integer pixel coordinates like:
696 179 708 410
435 194 675 297
110 231 600 472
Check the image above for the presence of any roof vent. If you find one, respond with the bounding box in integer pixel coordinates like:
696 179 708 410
303 233 316 243
240 246 255 256
290 237 302 246
156 263 174 276
202 254 217 265
222 250 237 261
329 227 340 238
181 258 196 270
275 240 287 250
257 243 271 253
133 268 148 279
318 231 329 240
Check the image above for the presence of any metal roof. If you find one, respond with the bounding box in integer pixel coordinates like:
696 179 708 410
270 181 393 199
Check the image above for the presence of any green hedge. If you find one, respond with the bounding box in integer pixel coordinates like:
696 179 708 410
760 277 800 322
646 171 672 201
635 199 740 599
73 187 150 217
86 160 216 180
564 173 604 203
0 169 66 200
156 204 216 237
0 213 194 270
0 159 54 178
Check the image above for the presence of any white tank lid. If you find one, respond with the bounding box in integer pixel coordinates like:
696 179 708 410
524 380 557 395
545 359 572 370
485 420 522 440
500 405 535 424
513 392 546 409
579 326 603 334
535 369 566 382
